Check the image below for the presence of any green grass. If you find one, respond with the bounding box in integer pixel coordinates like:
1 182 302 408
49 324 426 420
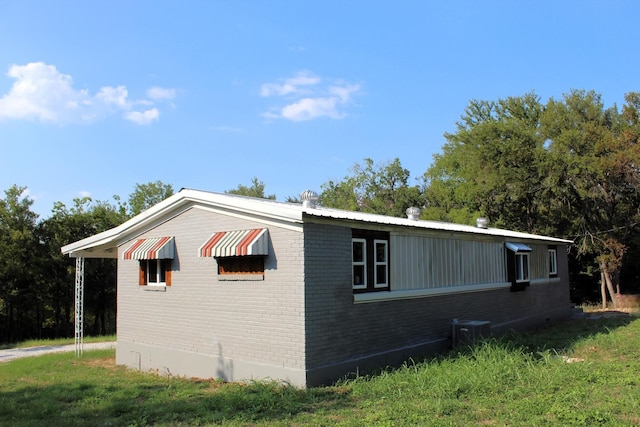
0 335 116 350
1 318 640 426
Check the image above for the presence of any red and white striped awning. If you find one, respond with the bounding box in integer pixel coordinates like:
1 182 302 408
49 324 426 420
123 237 175 260
199 228 268 257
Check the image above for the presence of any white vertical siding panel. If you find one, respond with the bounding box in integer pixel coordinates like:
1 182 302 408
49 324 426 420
392 234 509 292
529 243 548 279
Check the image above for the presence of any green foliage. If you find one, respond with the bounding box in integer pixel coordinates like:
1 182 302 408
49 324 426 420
37 197 128 339
423 92 547 230
423 90 640 301
321 158 424 217
127 181 174 216
225 177 276 200
1 317 639 426
0 186 41 343
0 182 141 344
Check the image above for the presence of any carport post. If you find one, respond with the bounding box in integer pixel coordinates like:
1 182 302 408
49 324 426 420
74 256 84 357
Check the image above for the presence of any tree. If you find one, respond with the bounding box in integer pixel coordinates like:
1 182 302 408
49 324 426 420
0 186 41 342
38 196 128 339
422 92 548 231
225 177 276 200
540 90 640 308
320 158 424 217
127 181 174 216
423 90 640 308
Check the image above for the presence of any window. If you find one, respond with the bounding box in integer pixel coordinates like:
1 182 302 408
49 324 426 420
352 230 390 292
217 256 265 277
374 239 388 288
139 259 172 286
548 247 558 277
199 229 268 281
506 242 531 291
515 252 530 283
352 239 367 289
124 237 175 287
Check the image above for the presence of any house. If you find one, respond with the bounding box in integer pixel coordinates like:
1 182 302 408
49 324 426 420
61 188 572 387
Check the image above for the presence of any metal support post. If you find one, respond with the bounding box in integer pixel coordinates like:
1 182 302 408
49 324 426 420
74 256 85 357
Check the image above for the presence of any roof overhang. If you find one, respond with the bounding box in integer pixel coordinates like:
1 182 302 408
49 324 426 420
62 188 572 259
61 189 304 258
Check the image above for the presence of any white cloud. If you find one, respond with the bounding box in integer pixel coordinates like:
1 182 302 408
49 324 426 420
261 72 360 122
0 62 88 123
96 85 129 108
280 97 344 121
124 108 159 125
147 87 176 100
260 71 320 97
0 62 176 125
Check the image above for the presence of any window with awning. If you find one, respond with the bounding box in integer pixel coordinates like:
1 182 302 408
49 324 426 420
506 242 531 290
123 237 175 287
200 229 269 280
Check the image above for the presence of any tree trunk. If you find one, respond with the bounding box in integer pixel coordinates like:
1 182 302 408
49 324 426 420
600 261 618 309
601 271 607 310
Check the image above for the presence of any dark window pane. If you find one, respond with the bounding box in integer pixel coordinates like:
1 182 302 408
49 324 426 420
376 265 387 285
218 256 264 275
353 241 364 262
376 242 386 262
148 259 158 283
159 260 167 283
353 265 365 286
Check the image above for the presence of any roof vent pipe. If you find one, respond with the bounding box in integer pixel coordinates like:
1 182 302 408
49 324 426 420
406 207 421 220
476 217 488 229
300 190 319 208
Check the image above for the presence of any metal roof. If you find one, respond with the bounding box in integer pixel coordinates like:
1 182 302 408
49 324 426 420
61 188 571 258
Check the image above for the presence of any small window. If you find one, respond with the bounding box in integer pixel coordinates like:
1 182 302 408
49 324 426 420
352 230 390 292
515 252 530 283
352 239 367 289
139 259 172 286
374 239 388 288
217 256 265 281
548 247 558 277
506 242 531 291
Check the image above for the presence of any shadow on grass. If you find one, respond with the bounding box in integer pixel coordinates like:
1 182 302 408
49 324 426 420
0 374 355 426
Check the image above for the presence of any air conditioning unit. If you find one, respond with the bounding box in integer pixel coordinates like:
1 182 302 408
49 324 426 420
451 319 491 347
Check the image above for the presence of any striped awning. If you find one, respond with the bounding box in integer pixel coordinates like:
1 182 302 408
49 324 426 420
123 236 175 260
200 228 269 257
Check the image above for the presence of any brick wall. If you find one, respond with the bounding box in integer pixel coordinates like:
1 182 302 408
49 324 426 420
117 206 306 379
303 222 571 382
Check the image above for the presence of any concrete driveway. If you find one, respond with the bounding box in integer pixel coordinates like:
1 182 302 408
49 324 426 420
0 342 115 364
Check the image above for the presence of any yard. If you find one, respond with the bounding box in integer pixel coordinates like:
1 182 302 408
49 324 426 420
1 313 639 426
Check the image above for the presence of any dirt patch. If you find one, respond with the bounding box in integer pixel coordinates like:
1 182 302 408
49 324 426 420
80 356 117 369
615 294 640 309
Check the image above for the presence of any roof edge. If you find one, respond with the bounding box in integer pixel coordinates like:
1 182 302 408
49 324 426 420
61 189 304 256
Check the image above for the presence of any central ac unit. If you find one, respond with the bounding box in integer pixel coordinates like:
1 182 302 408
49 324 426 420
451 319 491 346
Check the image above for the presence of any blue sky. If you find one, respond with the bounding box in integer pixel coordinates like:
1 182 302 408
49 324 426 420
1 1 639 217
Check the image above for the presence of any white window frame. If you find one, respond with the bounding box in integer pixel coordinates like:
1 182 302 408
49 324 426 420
548 248 558 276
352 238 367 290
515 252 530 283
374 239 389 288
143 259 169 286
